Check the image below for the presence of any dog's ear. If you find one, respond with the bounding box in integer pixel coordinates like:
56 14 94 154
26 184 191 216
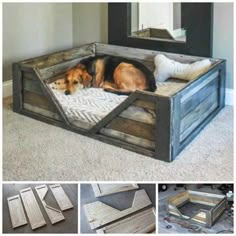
77 64 86 71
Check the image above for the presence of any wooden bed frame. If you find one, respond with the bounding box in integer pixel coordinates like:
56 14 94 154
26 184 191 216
167 190 226 227
12 43 226 162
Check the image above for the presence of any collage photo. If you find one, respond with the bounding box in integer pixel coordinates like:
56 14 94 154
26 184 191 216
2 0 234 235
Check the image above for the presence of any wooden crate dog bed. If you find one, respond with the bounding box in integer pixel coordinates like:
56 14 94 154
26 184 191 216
167 190 226 227
13 43 225 162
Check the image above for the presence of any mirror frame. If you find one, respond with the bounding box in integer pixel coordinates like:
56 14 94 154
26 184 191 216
108 3 213 57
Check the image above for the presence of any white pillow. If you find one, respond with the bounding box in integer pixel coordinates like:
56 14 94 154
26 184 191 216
153 54 212 82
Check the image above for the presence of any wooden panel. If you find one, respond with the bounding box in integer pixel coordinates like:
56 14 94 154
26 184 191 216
7 195 28 229
96 207 156 234
181 78 218 118
35 185 65 224
168 191 189 206
49 184 73 211
20 187 46 230
100 128 155 150
106 117 155 141
23 78 44 95
133 100 156 110
119 105 155 125
84 189 152 230
91 184 139 197
23 71 38 80
180 90 218 141
22 44 95 68
23 91 57 112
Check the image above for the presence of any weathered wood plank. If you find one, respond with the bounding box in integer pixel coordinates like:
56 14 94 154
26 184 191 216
23 71 38 80
119 105 155 125
181 78 218 118
106 117 155 141
7 195 28 229
20 187 46 230
133 100 156 110
180 90 218 140
100 128 155 150
96 207 156 234
13 63 23 113
91 184 139 197
23 78 44 95
84 189 152 230
23 91 57 112
21 44 95 68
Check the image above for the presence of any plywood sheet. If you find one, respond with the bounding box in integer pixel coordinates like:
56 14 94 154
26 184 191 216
7 195 27 229
35 185 65 224
96 207 156 234
84 189 152 229
20 187 46 230
49 184 73 211
91 184 139 197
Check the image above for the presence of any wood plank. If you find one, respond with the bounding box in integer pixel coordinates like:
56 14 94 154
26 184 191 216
84 189 152 230
23 71 38 80
13 63 23 113
23 91 57 112
35 185 65 224
23 103 60 121
181 78 218 118
23 78 44 95
180 91 218 141
96 207 156 234
20 187 46 230
106 117 155 141
119 105 155 125
49 184 73 211
100 128 155 150
133 100 155 110
7 195 28 229
91 184 139 197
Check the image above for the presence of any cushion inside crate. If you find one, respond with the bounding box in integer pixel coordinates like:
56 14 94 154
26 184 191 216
48 80 187 125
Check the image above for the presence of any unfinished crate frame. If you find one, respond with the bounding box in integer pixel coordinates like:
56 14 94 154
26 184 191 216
12 43 226 162
167 190 226 228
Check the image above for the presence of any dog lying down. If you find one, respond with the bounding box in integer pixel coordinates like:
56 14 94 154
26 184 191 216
52 55 157 95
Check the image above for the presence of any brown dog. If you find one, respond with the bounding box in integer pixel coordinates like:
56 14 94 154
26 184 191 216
52 55 156 95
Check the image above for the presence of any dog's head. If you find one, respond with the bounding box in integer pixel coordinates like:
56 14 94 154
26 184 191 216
64 64 92 95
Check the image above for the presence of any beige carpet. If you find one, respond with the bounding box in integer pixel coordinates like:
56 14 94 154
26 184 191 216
3 100 233 181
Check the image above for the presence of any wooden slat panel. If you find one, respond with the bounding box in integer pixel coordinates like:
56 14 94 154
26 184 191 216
49 184 73 211
96 207 156 234
133 100 156 110
23 72 38 80
119 105 155 125
84 189 152 230
181 89 218 132
106 117 155 141
23 91 57 112
20 188 46 230
23 78 44 95
91 184 139 197
7 195 28 229
181 78 219 118
100 128 155 150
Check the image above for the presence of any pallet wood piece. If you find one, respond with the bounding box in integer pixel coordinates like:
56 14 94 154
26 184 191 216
49 184 73 211
84 189 152 230
91 184 139 197
167 190 226 227
35 185 65 224
20 187 46 230
96 207 156 234
7 195 28 229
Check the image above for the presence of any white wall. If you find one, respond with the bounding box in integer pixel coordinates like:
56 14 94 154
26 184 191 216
3 3 73 82
213 3 234 89
72 3 108 47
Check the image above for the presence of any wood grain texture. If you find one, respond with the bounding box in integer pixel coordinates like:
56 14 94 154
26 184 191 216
96 207 156 234
20 188 46 230
7 195 28 229
84 189 152 229
35 185 65 224
106 117 155 141
49 184 73 211
91 184 139 197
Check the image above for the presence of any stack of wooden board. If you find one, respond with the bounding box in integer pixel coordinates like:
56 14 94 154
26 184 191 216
7 184 73 230
84 184 156 234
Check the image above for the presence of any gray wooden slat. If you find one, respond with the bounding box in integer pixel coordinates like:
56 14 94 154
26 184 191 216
133 100 156 110
13 63 23 112
23 78 44 95
100 128 155 150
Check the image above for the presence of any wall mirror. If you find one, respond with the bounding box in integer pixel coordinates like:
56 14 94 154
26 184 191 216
108 3 213 57
130 3 186 43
